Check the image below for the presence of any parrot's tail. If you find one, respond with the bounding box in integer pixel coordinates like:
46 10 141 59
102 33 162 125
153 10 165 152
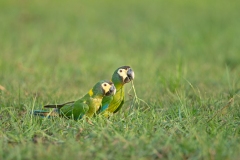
32 110 59 118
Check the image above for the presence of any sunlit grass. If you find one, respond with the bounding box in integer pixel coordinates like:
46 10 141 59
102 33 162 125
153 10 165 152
1 0 240 159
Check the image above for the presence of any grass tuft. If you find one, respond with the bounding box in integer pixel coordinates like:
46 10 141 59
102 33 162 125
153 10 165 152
1 0 240 159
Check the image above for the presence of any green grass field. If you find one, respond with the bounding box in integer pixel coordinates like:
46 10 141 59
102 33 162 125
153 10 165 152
1 0 240 159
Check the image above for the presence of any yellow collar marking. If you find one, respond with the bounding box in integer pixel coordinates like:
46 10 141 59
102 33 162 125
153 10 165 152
88 89 93 96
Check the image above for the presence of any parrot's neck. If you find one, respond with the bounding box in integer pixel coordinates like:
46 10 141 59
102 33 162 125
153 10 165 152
114 83 124 90
111 76 124 89
91 94 104 99
88 88 105 99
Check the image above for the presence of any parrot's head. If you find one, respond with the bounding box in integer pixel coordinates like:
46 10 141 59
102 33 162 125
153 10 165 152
112 66 135 85
92 80 116 97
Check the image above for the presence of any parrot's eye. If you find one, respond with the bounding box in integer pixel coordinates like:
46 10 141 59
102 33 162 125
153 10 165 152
119 69 122 72
104 83 107 86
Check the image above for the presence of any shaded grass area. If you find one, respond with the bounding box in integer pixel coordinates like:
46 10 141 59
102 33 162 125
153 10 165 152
0 0 240 159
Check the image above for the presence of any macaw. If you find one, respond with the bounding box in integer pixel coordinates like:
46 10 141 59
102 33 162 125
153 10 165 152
98 66 134 117
33 80 116 120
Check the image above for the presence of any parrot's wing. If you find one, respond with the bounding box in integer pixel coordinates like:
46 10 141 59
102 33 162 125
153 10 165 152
98 96 113 113
113 96 124 113
60 99 89 120
44 101 75 109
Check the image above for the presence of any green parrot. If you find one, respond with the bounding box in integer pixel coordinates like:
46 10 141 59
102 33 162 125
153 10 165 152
33 80 116 120
98 66 135 117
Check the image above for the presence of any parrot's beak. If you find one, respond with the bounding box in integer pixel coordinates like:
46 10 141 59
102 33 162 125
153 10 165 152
127 68 134 80
124 68 134 83
111 85 116 95
105 84 116 96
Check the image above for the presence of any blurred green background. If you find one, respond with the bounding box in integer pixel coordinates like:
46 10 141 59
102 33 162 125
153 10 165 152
0 0 240 159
